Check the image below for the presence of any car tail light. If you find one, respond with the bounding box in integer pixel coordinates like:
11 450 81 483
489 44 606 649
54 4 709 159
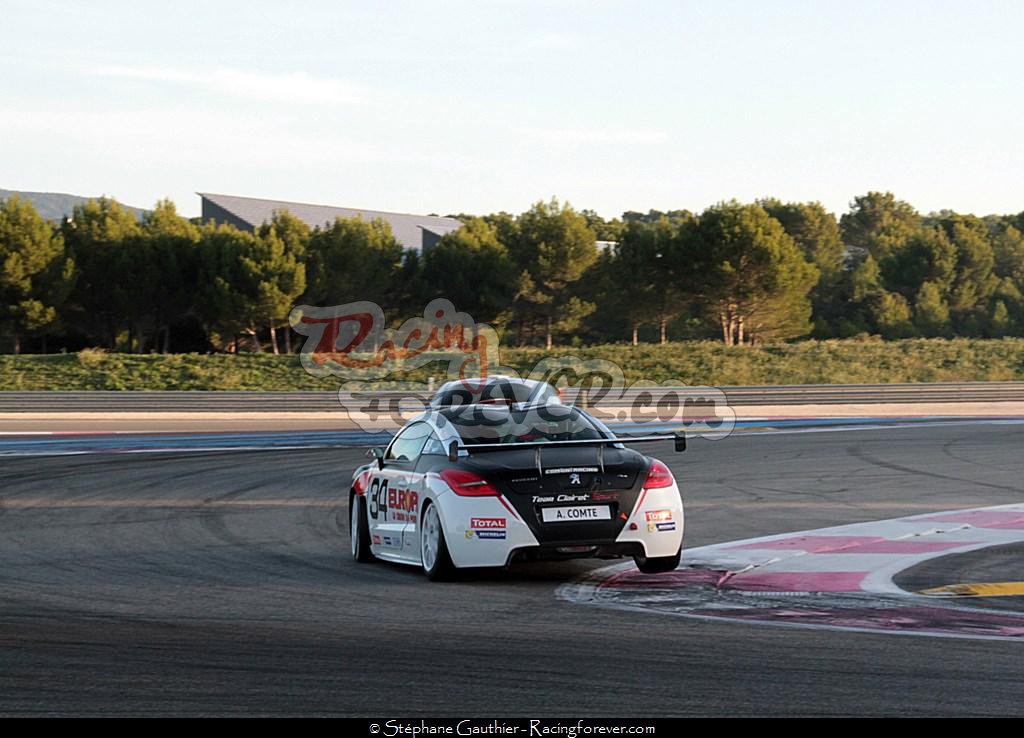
644 459 674 489
438 468 500 497
353 470 370 495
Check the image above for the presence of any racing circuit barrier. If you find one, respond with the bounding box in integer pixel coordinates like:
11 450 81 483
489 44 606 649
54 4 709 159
2 382 1024 412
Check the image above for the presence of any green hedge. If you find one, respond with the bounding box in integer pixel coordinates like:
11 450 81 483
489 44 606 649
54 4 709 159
2 338 1024 390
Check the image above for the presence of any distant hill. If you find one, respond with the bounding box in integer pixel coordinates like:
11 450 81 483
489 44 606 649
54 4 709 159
0 188 147 222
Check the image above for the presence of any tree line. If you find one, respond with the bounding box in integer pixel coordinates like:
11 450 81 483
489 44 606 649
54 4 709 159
2 192 1024 353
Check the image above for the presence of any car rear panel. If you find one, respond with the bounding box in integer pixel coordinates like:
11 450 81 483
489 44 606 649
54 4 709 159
463 446 648 545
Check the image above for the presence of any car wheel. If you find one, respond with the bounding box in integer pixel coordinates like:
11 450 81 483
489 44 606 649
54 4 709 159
420 501 455 581
350 493 375 563
633 547 681 574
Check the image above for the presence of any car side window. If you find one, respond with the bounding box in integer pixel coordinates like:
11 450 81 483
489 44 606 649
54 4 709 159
386 423 431 462
422 433 446 456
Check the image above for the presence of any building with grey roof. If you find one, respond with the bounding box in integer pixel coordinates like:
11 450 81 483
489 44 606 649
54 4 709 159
198 192 462 253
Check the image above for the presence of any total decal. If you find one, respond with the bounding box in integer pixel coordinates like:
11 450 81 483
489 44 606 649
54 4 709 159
645 509 676 532
466 517 507 540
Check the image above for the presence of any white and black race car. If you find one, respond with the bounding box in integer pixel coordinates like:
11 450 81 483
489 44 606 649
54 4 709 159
349 386 685 580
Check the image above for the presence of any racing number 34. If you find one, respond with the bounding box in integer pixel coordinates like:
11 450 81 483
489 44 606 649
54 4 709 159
368 477 388 520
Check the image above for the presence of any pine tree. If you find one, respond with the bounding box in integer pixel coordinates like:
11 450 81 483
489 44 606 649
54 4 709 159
689 201 818 345
914 282 951 337
0 196 74 353
509 199 597 349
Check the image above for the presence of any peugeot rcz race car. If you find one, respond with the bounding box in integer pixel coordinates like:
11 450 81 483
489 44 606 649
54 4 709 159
349 387 685 580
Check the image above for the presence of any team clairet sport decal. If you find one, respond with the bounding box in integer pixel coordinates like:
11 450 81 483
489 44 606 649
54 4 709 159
467 518 507 540
532 494 591 503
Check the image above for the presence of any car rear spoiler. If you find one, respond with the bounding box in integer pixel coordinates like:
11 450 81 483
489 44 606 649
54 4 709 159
447 433 686 466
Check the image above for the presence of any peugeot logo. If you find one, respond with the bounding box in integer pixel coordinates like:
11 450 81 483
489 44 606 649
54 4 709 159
569 473 581 486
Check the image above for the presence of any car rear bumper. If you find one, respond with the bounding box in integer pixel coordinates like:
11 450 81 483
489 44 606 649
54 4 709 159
507 541 647 564
434 479 684 569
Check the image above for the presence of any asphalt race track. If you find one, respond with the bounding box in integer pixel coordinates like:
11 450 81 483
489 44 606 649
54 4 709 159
2 423 1024 716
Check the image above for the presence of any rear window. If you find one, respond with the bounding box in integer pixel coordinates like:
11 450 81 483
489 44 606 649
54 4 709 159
443 404 606 446
432 380 556 408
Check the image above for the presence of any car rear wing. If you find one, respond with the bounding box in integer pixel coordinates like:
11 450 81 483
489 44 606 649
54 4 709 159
446 433 686 465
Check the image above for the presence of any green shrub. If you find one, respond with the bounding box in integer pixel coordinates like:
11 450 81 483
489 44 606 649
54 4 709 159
2 338 1024 390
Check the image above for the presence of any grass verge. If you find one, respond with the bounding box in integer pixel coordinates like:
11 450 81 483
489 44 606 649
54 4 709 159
2 338 1024 390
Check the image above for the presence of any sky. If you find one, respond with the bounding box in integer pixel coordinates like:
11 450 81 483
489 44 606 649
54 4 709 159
2 0 1022 219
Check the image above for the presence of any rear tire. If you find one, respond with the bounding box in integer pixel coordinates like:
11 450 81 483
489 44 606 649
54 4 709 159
634 548 681 574
420 501 455 581
350 493 375 563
